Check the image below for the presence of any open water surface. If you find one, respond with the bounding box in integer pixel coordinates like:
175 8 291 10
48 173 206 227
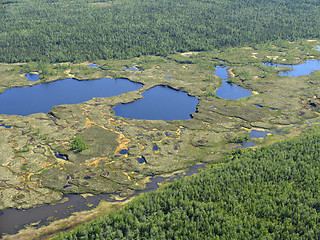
263 60 320 77
0 78 143 115
25 73 40 82
214 66 252 100
113 86 199 121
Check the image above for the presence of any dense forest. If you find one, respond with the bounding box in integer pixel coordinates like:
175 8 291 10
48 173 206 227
1 0 320 63
54 126 320 239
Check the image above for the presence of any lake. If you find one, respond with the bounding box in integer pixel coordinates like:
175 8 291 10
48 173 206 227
263 60 320 77
0 78 143 116
113 86 199 121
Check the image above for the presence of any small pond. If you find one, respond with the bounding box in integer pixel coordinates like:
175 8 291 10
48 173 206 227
113 86 199 121
88 64 100 67
215 66 252 100
263 60 320 77
123 65 142 71
240 129 273 148
25 73 40 82
0 78 142 116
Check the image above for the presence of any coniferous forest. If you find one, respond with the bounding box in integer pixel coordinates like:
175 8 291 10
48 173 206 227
54 127 320 239
1 0 320 63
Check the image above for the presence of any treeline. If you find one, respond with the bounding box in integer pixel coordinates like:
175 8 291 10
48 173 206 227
1 0 320 63
54 126 320 239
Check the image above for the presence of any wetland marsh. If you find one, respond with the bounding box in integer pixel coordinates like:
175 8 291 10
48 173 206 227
1 40 320 238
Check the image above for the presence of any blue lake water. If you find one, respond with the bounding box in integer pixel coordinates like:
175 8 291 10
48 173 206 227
215 66 252 100
0 78 142 116
88 64 100 67
113 86 199 121
316 45 320 51
263 60 320 77
25 73 40 81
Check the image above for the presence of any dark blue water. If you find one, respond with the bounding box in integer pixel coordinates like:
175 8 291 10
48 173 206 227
0 78 142 116
0 121 11 129
113 86 199 121
136 157 146 164
25 73 40 81
88 64 100 67
215 66 252 100
119 149 128 154
263 60 320 77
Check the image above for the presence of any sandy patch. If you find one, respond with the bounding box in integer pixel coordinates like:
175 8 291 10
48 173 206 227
267 56 279 60
64 69 75 78
180 52 200 56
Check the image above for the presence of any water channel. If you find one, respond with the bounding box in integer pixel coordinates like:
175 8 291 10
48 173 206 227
214 66 252 100
0 163 205 236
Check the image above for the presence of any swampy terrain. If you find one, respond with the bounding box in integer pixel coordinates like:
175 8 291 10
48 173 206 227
1 40 320 238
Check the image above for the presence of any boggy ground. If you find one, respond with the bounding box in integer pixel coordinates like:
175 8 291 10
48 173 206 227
1 39 320 218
